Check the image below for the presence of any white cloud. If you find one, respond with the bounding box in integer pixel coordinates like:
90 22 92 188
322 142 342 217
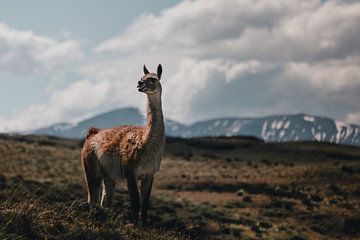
285 58 360 92
96 0 360 124
0 80 112 131
95 0 360 62
0 58 155 132
163 58 279 122
95 0 313 53
0 22 83 75
2 0 360 131
346 112 360 125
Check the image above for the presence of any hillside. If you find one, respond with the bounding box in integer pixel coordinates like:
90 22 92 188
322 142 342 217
0 134 360 239
30 108 360 146
33 108 144 139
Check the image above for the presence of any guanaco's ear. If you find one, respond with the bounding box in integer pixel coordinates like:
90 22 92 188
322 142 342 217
157 64 162 80
143 65 149 75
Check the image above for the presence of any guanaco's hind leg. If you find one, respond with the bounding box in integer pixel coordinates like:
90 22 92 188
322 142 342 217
101 174 116 207
140 175 153 226
82 152 102 205
85 173 102 204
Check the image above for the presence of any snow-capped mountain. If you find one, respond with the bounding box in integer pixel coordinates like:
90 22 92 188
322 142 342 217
30 108 360 146
166 114 360 146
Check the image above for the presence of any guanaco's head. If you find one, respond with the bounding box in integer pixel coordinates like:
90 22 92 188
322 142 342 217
137 64 162 95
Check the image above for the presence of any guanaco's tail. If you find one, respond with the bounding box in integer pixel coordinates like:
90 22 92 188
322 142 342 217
86 127 99 139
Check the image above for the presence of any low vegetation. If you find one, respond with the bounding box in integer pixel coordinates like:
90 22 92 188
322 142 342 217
0 134 360 239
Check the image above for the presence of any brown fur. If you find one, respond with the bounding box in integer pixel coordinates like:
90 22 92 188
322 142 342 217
81 64 164 225
85 127 99 139
82 126 149 178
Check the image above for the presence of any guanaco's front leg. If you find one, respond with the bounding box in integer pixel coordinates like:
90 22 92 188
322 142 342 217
140 175 153 226
127 170 140 223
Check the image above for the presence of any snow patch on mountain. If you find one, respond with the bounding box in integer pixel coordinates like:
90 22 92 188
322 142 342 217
304 116 315 122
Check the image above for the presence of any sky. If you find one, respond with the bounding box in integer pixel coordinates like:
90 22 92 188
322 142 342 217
0 0 360 132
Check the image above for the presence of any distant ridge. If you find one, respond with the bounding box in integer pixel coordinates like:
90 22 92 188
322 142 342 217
165 114 360 146
31 108 360 146
33 108 144 139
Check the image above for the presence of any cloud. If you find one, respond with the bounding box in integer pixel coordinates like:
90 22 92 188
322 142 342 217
285 59 360 92
0 22 83 75
95 0 313 53
163 58 280 122
95 0 360 62
346 112 360 125
94 0 360 123
2 0 360 132
0 80 112 131
0 59 153 132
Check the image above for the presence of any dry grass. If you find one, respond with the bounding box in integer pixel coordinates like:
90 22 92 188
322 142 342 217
0 135 360 239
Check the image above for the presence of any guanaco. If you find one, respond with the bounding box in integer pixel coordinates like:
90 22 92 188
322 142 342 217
82 64 164 225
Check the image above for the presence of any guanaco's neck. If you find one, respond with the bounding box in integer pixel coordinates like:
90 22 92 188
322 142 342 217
144 93 165 149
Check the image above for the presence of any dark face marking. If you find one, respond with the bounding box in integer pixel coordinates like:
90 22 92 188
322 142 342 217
138 65 163 94
137 75 160 93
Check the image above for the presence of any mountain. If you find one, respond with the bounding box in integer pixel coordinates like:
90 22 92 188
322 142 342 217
31 108 360 146
166 114 360 146
33 108 144 139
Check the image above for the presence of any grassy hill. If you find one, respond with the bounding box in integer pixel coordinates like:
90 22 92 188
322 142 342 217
0 134 360 239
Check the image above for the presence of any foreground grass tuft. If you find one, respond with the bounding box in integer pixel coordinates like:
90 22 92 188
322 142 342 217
0 175 188 240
